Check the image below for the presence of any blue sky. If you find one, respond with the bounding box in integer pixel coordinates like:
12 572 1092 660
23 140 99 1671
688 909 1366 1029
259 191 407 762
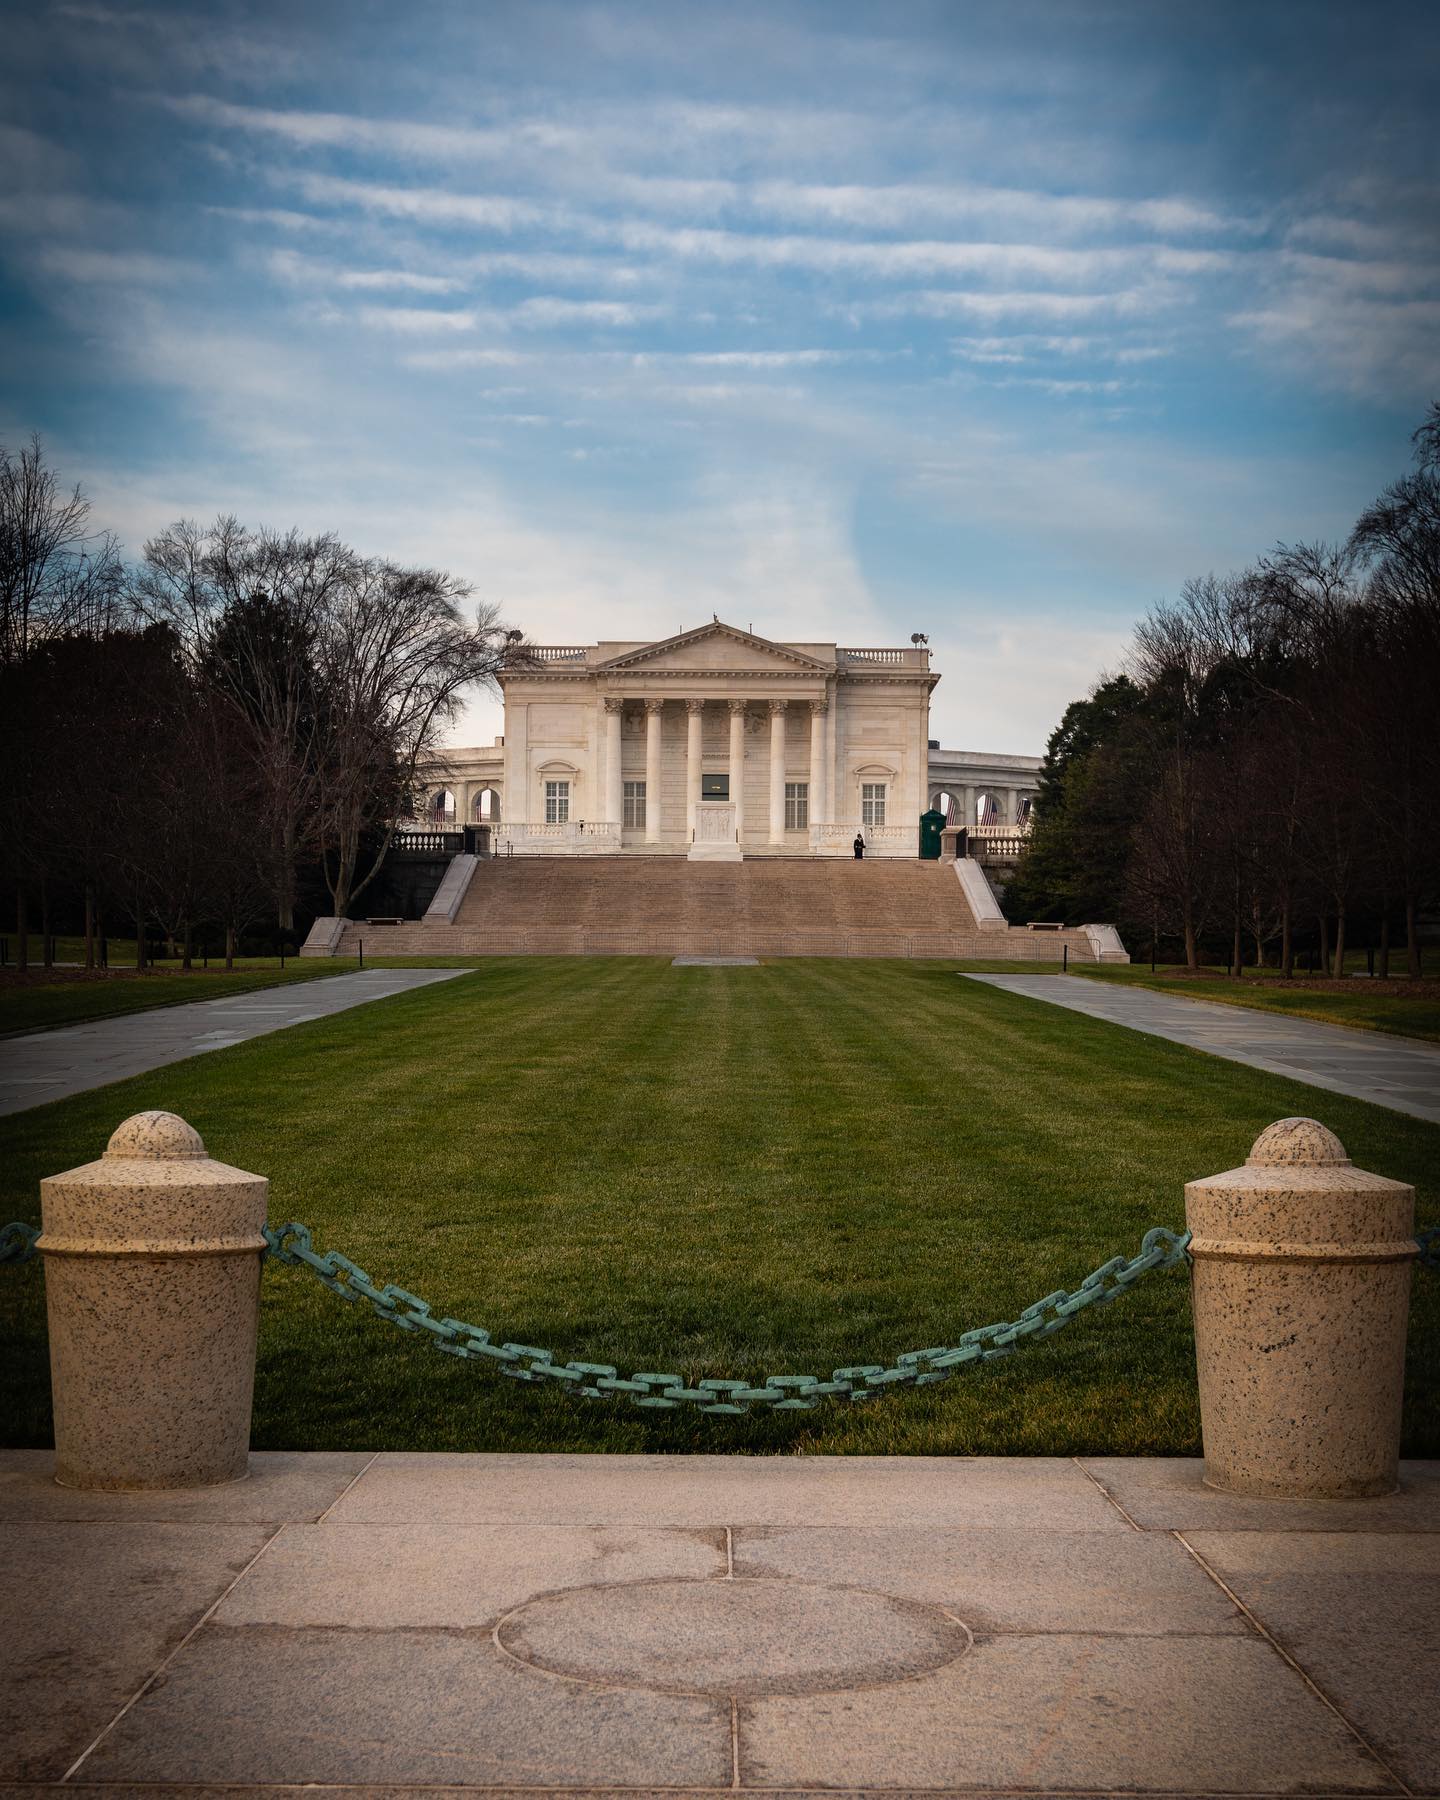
2 0 1437 751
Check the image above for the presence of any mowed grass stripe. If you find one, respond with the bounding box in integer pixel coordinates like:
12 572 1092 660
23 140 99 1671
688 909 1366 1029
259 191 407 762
0 957 1434 1456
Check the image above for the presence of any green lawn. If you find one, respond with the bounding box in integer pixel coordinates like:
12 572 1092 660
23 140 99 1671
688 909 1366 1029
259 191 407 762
1075 964 1440 1044
0 961 370 1037
1 957 1434 1456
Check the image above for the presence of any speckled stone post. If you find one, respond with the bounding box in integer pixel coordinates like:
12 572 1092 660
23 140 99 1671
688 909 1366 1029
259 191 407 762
1186 1116 1417 1499
38 1111 268 1490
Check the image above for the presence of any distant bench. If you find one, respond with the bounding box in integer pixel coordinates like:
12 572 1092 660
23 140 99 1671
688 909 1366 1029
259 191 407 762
1026 921 1065 931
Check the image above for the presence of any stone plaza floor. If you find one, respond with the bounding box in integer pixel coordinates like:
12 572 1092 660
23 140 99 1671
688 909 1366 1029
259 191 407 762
968 974 1440 1125
2 1449 1437 1795
0 970 470 1116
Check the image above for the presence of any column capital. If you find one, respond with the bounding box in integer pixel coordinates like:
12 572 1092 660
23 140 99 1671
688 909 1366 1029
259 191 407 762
643 697 664 715
685 697 706 715
810 698 829 717
603 695 625 715
727 698 748 717
767 697 788 716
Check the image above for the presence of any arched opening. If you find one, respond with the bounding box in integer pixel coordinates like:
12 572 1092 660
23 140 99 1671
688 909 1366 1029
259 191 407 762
472 786 501 823
429 788 456 824
1017 794 1034 828
929 789 956 822
975 790 1003 826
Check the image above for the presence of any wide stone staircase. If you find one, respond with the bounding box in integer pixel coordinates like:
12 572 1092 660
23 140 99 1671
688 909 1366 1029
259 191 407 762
324 858 1113 961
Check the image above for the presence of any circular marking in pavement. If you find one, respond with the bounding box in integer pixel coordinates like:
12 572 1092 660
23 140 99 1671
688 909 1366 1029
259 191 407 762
494 1576 972 1696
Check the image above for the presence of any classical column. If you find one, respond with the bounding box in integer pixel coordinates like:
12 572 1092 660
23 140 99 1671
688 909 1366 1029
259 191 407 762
825 684 838 824
644 699 663 843
685 699 704 841
728 699 746 844
808 699 827 835
604 697 623 829
1006 788 1019 827
768 699 788 844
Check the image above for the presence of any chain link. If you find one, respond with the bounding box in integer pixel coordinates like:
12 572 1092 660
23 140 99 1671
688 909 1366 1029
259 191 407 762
5 1215 1434 1407
259 1220 1193 1414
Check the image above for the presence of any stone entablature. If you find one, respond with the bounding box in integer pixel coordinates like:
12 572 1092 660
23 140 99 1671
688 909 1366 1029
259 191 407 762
419 620 1040 856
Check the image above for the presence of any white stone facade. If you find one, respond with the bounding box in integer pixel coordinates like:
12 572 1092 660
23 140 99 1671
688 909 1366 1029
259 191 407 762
428 620 1040 856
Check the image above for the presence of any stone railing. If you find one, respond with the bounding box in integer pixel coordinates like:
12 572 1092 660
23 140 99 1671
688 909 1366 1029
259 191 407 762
494 821 620 854
970 825 1028 860
836 646 927 668
527 646 589 663
808 822 913 856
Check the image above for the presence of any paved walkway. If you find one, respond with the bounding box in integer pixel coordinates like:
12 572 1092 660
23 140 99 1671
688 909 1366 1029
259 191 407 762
2 1449 1435 1794
0 970 470 1117
968 974 1440 1124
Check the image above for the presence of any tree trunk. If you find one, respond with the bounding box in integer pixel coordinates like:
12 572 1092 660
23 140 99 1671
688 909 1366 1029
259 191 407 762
1406 892 1421 979
1332 906 1346 980
225 922 236 970
1280 900 1293 977
16 885 28 975
277 815 297 932
84 883 96 971
40 878 52 969
1183 895 1198 972
1318 914 1330 976
134 889 147 971
181 919 193 972
1379 913 1390 981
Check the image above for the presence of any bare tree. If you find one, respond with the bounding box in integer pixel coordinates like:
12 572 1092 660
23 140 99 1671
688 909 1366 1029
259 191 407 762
314 560 510 918
132 518 356 930
0 436 123 667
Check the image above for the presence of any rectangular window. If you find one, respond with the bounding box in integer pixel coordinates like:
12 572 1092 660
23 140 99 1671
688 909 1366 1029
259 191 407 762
701 773 730 800
861 782 886 828
785 781 809 830
544 780 570 824
623 780 646 829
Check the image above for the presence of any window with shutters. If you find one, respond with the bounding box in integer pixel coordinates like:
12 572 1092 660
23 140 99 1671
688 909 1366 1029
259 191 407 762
544 780 570 824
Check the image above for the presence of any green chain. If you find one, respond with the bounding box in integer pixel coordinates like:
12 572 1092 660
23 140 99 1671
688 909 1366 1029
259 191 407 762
6 1219 1435 1413
259 1220 1193 1414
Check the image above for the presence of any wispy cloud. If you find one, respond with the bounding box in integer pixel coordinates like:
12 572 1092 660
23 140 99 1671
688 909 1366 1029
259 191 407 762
5 0 1434 760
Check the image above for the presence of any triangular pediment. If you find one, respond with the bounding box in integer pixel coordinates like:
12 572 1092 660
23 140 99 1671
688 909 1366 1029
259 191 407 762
594 621 831 674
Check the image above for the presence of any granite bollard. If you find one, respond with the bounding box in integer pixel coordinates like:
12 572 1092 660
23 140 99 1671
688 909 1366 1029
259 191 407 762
38 1110 268 1490
1186 1116 1417 1499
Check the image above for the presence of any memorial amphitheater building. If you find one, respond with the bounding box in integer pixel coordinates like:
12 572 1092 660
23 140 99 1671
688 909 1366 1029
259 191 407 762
303 620 1129 962
428 620 1041 858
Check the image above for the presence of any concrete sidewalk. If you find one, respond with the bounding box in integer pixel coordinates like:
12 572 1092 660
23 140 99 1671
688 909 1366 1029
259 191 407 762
968 973 1440 1124
0 970 470 1116
3 1449 1436 1794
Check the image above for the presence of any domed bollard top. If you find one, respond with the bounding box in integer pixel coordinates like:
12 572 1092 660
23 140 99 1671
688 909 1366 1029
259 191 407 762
1185 1116 1417 1499
38 1111 269 1490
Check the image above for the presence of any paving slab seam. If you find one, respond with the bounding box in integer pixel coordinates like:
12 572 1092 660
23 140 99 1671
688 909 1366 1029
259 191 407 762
1070 1457 1142 1531
313 1450 381 1523
17 1786 1440 1797
1171 1532 1413 1797
59 1524 290 1785
19 1788 1430 1798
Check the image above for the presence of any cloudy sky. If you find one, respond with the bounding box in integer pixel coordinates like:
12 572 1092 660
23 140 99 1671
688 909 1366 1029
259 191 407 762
2 1 1437 751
